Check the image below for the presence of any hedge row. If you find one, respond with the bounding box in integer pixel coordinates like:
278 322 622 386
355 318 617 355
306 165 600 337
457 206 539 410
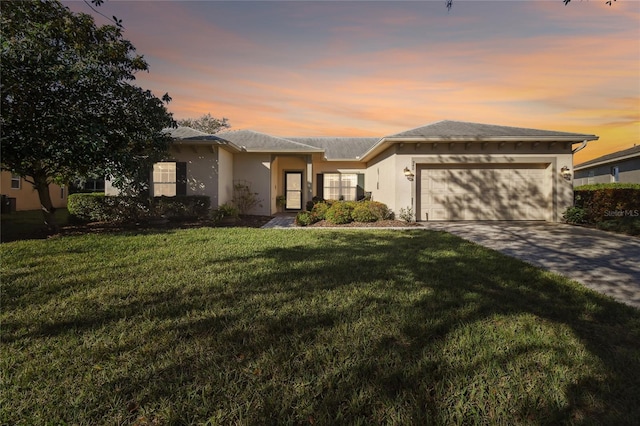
296 200 393 226
572 185 640 223
68 193 210 223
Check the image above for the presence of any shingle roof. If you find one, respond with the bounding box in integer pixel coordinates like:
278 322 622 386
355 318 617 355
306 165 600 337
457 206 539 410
387 120 597 140
574 145 640 170
287 137 379 160
163 126 224 141
216 130 323 152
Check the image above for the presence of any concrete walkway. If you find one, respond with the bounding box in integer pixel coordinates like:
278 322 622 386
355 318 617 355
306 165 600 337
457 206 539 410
422 222 640 309
261 214 297 229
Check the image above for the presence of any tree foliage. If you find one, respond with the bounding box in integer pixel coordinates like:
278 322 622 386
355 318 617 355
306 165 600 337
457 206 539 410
1 0 175 230
177 113 230 134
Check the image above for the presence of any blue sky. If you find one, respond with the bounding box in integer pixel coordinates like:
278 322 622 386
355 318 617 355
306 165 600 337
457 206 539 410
66 0 640 162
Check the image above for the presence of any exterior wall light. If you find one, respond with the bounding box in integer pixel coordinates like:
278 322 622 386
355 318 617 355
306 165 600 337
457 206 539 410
560 166 572 181
404 167 415 181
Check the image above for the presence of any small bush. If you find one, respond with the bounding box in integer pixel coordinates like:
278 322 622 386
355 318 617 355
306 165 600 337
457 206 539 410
368 201 393 220
311 202 330 221
295 211 316 226
351 203 378 223
562 206 587 224
325 201 354 225
232 181 262 214
67 193 109 222
399 206 415 223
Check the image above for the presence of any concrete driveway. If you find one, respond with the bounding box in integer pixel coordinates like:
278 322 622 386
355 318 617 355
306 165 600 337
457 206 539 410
422 222 640 309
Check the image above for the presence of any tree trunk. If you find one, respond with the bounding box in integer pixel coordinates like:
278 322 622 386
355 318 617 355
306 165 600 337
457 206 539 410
33 174 58 233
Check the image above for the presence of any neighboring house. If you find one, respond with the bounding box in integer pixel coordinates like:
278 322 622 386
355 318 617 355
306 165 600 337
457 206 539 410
573 145 640 186
106 120 598 222
0 171 68 212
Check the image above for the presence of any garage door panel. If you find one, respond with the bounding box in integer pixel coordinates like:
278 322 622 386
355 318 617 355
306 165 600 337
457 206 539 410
419 164 549 221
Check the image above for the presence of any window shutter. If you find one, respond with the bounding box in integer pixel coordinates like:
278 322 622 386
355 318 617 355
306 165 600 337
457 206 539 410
316 174 324 200
176 162 187 196
356 174 365 200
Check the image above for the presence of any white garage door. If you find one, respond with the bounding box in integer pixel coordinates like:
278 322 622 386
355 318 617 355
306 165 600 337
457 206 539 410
418 164 550 221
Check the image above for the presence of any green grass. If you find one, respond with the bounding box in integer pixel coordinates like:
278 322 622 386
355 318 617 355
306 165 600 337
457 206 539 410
1 209 69 242
2 228 639 425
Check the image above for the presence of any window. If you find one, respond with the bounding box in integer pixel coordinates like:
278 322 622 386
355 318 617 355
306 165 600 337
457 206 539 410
587 170 595 185
152 162 187 196
320 173 363 201
83 179 105 191
10 173 20 189
611 166 620 183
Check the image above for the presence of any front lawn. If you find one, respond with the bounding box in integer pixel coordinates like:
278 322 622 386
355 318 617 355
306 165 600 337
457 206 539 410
2 228 639 424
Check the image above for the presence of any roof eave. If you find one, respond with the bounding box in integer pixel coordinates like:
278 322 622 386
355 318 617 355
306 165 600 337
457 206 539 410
359 135 598 162
171 139 243 153
575 152 640 170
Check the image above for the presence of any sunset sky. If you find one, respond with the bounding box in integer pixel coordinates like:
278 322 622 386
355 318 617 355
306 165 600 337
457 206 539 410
66 0 640 164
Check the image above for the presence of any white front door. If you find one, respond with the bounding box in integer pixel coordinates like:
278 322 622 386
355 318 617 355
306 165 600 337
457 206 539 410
285 171 303 210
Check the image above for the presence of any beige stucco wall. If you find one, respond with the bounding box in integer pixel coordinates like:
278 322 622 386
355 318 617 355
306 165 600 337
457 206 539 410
367 142 574 222
1 171 67 211
366 146 401 211
159 146 219 202
233 153 271 216
218 147 234 207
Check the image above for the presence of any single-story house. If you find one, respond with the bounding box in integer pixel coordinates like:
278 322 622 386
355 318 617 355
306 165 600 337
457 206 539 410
573 145 640 186
0 171 68 212
106 120 599 222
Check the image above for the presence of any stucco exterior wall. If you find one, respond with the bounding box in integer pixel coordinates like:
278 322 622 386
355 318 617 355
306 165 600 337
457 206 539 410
233 153 271 216
162 146 219 202
574 157 640 186
218 147 234 207
366 146 400 211
1 171 67 211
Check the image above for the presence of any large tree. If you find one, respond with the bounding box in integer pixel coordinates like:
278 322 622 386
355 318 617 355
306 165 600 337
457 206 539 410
1 0 175 230
177 113 230 134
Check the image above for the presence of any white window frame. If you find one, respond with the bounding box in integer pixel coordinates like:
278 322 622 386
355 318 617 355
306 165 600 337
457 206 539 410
323 173 358 201
10 173 21 190
152 162 177 197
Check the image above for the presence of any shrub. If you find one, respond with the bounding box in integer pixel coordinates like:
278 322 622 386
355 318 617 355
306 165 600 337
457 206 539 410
325 201 354 225
311 202 330 221
154 196 210 220
69 193 210 223
295 211 315 226
68 193 110 222
399 206 415 223
368 201 393 221
211 203 240 224
232 181 262 214
351 203 378 223
574 185 640 223
562 206 587 224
